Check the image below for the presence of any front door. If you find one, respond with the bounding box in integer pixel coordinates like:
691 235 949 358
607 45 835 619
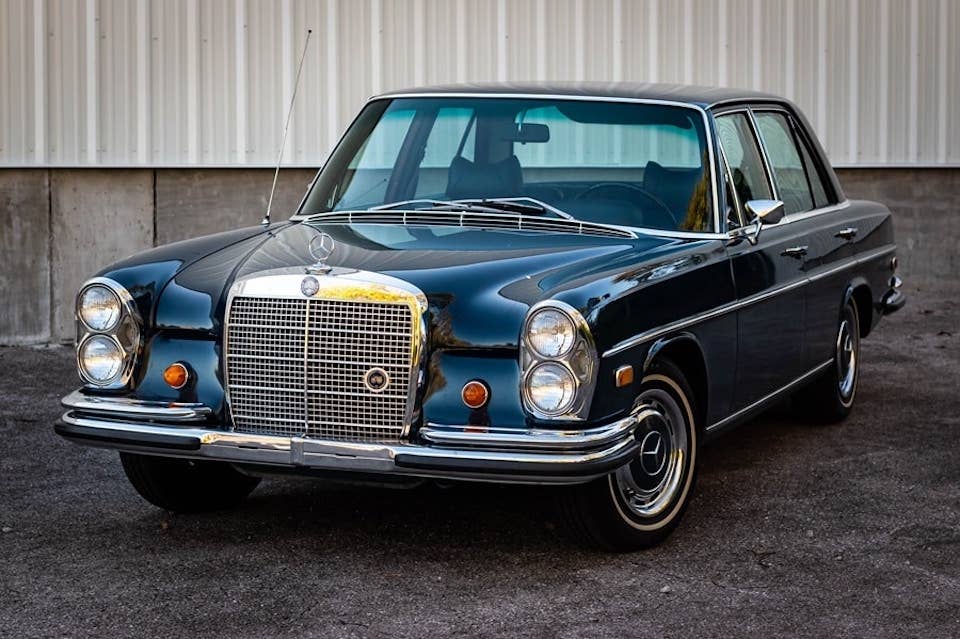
715 109 807 410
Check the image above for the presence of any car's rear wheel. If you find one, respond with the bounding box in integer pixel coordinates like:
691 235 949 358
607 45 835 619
557 360 698 551
120 452 260 513
795 298 861 423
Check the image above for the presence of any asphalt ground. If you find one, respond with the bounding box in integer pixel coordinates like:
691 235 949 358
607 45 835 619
1 282 957 638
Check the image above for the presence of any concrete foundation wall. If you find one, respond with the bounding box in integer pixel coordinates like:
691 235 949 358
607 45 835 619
837 169 960 284
1 167 954 344
50 170 155 339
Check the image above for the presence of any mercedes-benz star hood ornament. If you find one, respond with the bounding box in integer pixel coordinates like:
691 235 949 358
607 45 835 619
307 231 335 274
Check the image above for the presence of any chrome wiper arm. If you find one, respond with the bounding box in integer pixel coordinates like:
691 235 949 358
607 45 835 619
460 197 575 220
369 199 459 211
364 197 575 219
368 198 515 215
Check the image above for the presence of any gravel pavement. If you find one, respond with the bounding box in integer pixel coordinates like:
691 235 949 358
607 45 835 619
1 282 957 638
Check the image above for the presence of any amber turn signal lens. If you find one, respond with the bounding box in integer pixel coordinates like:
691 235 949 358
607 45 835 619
615 365 634 388
461 380 490 409
163 363 189 389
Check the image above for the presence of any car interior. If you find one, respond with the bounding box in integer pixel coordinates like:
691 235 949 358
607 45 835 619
318 99 714 233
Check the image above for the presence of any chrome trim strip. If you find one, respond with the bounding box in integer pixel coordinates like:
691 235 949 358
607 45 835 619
706 360 832 432
809 245 896 281
294 93 722 235
61 389 212 422
602 244 897 358
778 200 851 225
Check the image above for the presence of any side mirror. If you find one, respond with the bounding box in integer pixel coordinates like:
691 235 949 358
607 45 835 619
743 199 785 244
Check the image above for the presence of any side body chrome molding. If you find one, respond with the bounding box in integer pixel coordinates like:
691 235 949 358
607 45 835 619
603 244 896 358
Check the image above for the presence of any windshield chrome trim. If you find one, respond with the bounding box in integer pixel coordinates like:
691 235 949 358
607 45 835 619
294 93 721 235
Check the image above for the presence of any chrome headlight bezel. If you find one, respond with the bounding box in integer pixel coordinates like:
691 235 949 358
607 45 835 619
75 277 142 389
520 301 597 420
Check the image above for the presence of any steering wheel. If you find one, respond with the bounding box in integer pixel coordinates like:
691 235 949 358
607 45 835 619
574 183 677 227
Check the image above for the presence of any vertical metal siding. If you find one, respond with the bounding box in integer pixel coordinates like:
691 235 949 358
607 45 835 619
1 0 957 167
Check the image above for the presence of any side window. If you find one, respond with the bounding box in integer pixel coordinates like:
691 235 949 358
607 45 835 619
753 111 814 215
795 130 831 208
715 113 772 224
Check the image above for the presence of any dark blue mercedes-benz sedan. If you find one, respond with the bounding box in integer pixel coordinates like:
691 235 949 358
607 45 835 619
57 83 905 550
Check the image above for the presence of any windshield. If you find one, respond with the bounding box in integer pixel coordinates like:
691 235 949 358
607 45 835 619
300 97 714 233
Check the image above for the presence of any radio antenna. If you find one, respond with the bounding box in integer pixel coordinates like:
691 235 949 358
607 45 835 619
263 29 312 226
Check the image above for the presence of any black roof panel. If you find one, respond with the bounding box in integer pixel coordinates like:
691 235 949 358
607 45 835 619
375 81 786 108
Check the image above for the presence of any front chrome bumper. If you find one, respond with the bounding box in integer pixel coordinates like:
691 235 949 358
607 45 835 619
57 390 653 485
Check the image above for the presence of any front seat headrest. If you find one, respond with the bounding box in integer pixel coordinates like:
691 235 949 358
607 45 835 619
446 155 523 200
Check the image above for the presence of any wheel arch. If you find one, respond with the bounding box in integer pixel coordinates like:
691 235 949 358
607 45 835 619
844 279 873 338
642 333 708 433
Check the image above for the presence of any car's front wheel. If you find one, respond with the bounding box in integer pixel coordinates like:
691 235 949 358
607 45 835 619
558 360 698 551
120 453 260 513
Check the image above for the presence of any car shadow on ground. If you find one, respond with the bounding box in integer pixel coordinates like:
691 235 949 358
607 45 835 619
129 398 807 557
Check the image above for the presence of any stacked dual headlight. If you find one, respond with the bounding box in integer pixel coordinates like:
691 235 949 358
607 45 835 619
76 279 140 387
521 302 597 419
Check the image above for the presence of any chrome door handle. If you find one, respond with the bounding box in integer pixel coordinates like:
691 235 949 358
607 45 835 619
781 246 808 259
835 227 858 240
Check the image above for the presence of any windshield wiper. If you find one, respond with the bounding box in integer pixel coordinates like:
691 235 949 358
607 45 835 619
368 199 488 212
459 197 574 220
369 197 574 220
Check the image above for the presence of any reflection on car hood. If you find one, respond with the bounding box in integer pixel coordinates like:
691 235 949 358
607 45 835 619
148 221 673 350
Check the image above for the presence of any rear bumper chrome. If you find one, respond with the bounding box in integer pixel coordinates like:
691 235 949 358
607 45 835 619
879 278 906 316
57 390 653 485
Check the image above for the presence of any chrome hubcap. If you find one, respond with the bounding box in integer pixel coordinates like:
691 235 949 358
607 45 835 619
614 389 688 518
837 318 857 400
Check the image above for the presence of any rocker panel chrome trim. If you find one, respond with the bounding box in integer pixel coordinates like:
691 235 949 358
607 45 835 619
706 360 832 433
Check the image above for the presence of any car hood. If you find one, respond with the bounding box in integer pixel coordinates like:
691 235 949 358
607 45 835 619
140 221 674 350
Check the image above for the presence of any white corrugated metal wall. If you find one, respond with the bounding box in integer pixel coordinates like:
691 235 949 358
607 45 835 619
1 0 957 168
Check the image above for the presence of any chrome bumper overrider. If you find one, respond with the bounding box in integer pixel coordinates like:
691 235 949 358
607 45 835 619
57 390 655 484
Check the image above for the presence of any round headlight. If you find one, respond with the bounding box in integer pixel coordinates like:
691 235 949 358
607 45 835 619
78 285 121 331
79 335 124 384
526 362 577 415
527 308 576 358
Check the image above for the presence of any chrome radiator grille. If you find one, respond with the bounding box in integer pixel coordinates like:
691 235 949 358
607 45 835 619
226 295 415 442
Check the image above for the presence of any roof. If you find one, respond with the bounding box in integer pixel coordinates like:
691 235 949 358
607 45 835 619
375 81 786 108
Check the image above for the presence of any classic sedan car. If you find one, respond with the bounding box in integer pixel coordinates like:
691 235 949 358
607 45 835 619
57 83 905 550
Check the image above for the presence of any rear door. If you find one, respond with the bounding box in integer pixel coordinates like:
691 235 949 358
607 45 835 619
750 108 849 370
715 108 809 410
